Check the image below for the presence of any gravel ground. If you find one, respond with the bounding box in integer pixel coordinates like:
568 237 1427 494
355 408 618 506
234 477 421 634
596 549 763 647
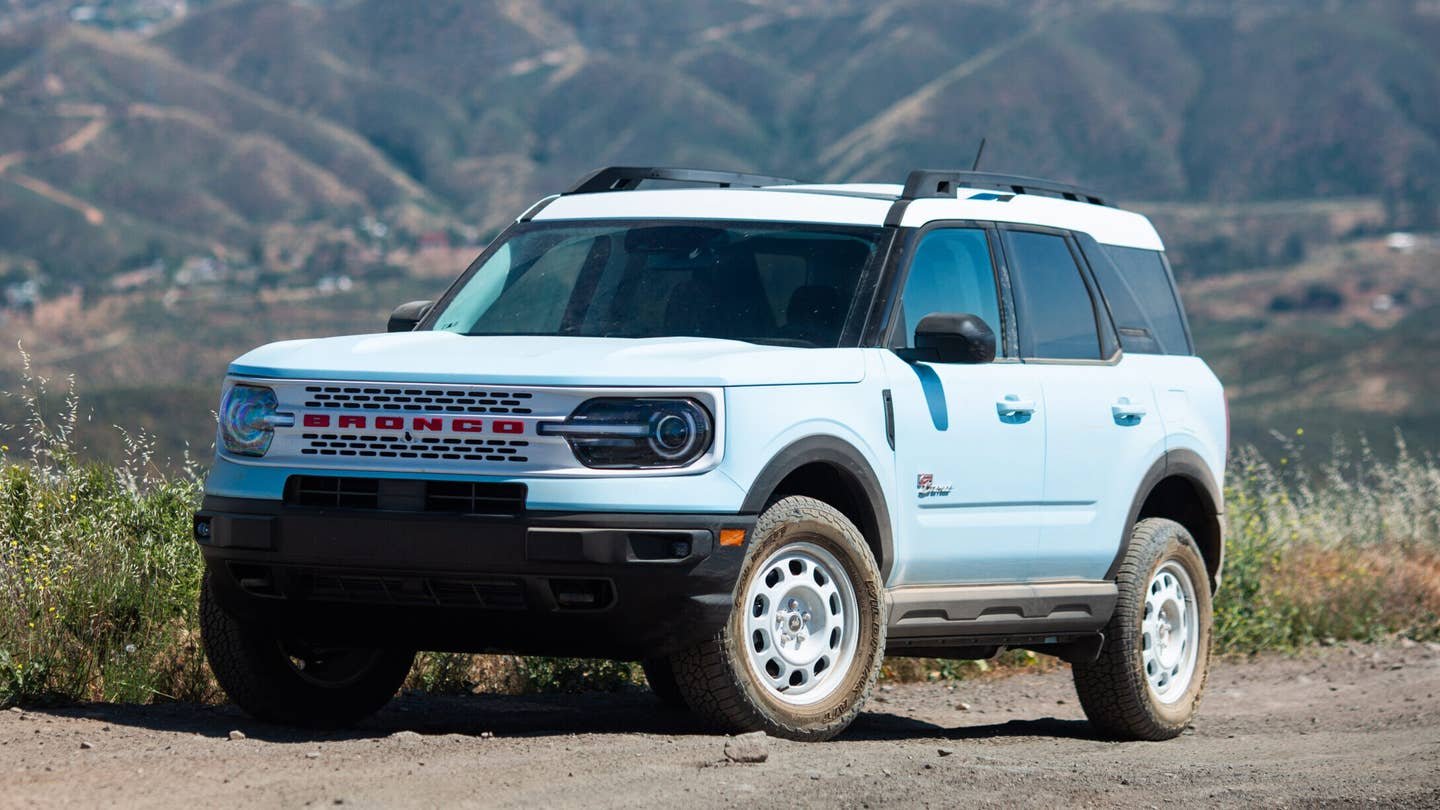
3 641 1439 808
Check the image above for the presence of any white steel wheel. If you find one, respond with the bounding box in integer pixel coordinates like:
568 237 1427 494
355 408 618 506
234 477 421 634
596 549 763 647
1142 561 1199 703
670 495 885 742
740 541 860 706
1072 517 1214 741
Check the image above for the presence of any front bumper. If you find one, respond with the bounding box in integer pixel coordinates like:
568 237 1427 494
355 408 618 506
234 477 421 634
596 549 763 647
196 495 753 659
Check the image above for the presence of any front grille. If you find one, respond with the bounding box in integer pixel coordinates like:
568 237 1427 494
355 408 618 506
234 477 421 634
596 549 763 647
299 433 530 463
302 385 534 415
286 476 526 514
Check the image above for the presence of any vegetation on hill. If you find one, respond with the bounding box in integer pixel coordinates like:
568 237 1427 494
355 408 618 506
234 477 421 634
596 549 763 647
1 374 1436 705
0 0 1437 286
1 0 1438 456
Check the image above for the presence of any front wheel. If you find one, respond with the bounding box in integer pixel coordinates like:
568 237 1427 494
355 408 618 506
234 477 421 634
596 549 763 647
672 496 886 742
1073 517 1213 740
641 657 687 710
200 573 415 727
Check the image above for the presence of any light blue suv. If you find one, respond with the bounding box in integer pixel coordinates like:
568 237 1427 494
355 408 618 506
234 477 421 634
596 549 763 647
195 167 1226 742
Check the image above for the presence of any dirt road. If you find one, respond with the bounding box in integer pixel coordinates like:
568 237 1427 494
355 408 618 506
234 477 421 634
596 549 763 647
3 641 1438 808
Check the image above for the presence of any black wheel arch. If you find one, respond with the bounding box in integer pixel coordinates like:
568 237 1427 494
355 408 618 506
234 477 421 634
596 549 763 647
1109 448 1225 590
740 436 894 582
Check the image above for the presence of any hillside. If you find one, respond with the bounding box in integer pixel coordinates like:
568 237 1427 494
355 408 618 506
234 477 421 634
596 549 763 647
0 0 1438 458
0 0 1435 283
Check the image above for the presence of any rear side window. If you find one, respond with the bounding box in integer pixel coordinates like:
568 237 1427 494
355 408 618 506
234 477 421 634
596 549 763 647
1003 230 1104 360
1085 242 1192 355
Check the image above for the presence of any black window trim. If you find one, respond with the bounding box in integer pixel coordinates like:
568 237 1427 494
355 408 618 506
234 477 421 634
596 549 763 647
875 220 1017 362
1158 250 1196 355
418 217 898 349
994 223 1123 366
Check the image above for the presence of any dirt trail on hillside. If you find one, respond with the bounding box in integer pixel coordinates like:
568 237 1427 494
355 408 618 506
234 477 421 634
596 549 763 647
3 641 1438 808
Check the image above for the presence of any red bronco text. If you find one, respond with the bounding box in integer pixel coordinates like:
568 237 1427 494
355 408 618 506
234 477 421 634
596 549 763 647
301 414 526 434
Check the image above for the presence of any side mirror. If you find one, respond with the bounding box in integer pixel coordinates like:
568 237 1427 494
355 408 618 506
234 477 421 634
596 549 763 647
912 312 996 364
387 300 433 333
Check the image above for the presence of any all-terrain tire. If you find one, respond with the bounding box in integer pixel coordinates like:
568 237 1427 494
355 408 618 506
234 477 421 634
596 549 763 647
200 573 415 727
1073 517 1213 741
671 496 886 742
641 658 688 710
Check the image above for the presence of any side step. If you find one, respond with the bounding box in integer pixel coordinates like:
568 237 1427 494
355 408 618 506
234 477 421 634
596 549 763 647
884 581 1116 658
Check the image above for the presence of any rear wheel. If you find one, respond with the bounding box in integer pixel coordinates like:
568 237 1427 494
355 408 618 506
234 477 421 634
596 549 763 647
1073 518 1213 740
200 573 414 727
672 496 885 741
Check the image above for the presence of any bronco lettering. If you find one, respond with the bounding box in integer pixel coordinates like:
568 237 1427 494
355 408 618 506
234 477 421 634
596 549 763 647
295 414 525 434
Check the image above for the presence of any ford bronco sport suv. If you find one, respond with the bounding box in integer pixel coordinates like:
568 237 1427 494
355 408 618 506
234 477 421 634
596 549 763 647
196 166 1225 742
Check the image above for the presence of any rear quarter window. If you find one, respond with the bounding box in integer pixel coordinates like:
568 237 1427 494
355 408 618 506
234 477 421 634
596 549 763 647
1079 238 1193 356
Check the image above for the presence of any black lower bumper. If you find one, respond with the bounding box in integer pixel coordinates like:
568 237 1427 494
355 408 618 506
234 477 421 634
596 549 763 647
195 495 753 659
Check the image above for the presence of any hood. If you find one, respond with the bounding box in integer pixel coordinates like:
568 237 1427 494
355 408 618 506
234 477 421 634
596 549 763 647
227 333 866 387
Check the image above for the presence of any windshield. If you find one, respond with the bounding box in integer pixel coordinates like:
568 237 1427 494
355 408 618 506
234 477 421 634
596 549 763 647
428 221 888 347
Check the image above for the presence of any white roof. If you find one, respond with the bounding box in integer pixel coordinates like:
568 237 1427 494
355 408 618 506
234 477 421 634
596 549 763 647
528 184 1165 251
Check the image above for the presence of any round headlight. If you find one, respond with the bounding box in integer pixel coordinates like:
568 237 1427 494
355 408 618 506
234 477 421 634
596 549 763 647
650 412 696 459
219 384 282 457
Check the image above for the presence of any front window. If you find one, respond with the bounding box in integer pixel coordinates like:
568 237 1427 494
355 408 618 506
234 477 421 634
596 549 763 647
894 228 1002 351
428 221 889 347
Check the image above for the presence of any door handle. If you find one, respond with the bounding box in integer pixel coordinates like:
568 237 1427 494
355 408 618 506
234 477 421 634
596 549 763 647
996 395 1036 417
1111 397 1147 422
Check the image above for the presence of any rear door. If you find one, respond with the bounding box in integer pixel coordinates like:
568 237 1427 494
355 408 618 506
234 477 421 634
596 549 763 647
998 227 1166 581
882 225 1046 585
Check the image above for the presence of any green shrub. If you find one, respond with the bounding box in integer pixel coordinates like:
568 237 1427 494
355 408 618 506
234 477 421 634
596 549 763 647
0 364 212 705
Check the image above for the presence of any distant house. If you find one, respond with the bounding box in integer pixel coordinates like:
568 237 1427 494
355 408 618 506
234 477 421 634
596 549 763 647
175 256 227 286
1385 232 1418 253
2 280 38 317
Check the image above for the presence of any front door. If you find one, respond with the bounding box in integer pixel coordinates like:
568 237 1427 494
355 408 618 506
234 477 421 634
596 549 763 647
883 226 1046 585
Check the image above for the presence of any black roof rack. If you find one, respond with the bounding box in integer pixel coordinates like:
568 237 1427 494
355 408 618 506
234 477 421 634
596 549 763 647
900 170 1108 206
566 166 802 195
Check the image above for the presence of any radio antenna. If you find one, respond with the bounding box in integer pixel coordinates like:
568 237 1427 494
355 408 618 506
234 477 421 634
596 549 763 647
970 137 987 171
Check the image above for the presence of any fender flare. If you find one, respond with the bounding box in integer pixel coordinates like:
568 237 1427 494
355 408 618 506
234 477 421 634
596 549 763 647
739 436 895 581
1107 448 1225 587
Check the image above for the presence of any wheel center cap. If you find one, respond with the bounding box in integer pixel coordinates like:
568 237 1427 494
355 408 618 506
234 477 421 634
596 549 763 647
788 614 803 633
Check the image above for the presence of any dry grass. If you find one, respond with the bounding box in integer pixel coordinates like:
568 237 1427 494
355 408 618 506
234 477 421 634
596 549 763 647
1215 434 1440 653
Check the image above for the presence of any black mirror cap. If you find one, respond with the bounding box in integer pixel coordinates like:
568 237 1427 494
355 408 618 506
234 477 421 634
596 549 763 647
387 300 433 333
913 312 997 364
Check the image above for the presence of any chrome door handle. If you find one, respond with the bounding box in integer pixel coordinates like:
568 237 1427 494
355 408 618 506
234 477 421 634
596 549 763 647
996 395 1036 417
1112 397 1147 421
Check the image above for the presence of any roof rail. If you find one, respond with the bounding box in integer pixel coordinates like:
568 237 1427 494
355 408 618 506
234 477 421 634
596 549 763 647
900 170 1108 206
566 166 802 195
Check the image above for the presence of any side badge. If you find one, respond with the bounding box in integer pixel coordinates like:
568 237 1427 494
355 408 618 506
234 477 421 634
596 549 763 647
917 473 953 498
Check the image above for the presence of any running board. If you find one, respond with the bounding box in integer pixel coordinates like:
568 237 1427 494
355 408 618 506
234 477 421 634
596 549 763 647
884 581 1116 650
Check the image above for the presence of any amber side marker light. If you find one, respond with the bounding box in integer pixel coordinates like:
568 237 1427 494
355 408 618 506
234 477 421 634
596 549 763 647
719 529 746 547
